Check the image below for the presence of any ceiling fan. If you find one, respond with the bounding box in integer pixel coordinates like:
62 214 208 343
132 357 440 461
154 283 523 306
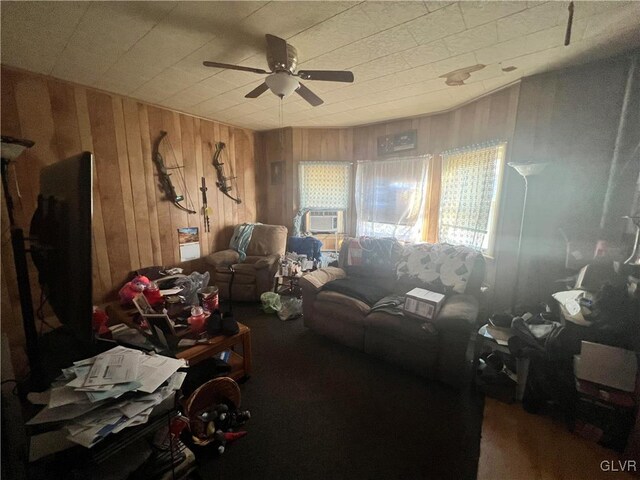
203 34 354 107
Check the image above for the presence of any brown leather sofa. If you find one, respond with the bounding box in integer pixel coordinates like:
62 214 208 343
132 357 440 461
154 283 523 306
300 237 485 388
205 224 287 302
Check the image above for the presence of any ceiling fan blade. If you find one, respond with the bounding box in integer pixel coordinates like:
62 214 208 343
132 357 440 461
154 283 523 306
245 82 269 99
265 34 289 70
203 61 269 75
297 70 354 83
296 82 323 107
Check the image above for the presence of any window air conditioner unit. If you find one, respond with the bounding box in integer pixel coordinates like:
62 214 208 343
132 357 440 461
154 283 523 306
308 211 339 233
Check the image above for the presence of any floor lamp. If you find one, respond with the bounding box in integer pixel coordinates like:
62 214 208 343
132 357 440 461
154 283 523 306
624 216 640 266
508 162 548 313
1 136 47 389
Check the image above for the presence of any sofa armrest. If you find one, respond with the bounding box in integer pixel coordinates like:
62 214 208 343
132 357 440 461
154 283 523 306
301 267 346 330
299 267 347 292
205 249 240 269
433 294 480 333
254 254 280 270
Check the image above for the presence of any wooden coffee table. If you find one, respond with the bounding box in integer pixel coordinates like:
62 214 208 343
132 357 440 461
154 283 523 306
176 322 252 381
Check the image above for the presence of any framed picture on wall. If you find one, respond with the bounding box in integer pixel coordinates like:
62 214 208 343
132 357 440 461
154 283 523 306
271 161 284 185
178 227 200 262
377 130 417 156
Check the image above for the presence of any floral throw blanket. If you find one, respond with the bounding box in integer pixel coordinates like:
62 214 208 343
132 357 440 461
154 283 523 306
396 243 480 294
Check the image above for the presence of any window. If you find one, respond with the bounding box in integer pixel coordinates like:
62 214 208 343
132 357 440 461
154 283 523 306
294 162 351 235
355 156 428 241
438 143 506 253
298 161 351 232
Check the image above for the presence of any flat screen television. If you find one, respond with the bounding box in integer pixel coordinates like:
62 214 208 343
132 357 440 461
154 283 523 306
28 152 94 383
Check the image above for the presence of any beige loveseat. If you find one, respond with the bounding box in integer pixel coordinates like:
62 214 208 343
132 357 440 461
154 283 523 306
300 237 485 388
205 224 287 302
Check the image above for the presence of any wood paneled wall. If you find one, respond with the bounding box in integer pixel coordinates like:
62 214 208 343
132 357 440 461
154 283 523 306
352 85 520 161
256 127 354 237
256 85 520 255
493 54 638 310
1 67 257 368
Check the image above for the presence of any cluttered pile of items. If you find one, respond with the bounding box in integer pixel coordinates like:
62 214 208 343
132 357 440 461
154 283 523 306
98 267 240 352
24 264 255 476
27 344 252 476
477 256 640 452
184 377 251 455
26 345 186 463
258 252 317 321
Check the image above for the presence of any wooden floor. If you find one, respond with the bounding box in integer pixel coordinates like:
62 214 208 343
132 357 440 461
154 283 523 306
478 398 635 480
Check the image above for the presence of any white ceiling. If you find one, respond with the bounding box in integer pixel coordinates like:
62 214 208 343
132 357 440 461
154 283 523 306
2 1 640 131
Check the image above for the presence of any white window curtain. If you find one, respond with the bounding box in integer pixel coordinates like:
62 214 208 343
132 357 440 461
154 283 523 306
438 142 506 251
355 155 429 241
299 161 351 210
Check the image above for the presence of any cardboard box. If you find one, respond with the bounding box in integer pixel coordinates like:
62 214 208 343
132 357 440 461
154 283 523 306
574 342 638 392
403 288 445 321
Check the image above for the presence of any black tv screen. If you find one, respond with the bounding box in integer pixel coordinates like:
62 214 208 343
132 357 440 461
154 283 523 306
30 152 93 345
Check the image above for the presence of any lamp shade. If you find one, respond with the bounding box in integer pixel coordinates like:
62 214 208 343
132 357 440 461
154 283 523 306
1 136 34 161
508 162 548 177
265 72 299 98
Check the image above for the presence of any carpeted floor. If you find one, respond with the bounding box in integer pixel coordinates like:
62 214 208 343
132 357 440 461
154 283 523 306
195 305 484 480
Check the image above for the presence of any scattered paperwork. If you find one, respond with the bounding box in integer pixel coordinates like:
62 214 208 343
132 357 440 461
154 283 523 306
137 354 186 393
84 349 141 386
48 386 90 408
552 290 591 326
27 401 103 425
159 286 183 296
27 346 187 452
486 325 513 346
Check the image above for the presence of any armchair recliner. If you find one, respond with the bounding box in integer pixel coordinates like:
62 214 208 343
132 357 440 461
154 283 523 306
205 224 287 302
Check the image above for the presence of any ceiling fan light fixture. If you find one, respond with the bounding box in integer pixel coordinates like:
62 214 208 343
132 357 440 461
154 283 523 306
265 72 299 98
203 34 353 106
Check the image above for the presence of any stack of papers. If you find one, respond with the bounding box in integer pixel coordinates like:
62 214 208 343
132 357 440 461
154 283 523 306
27 346 187 449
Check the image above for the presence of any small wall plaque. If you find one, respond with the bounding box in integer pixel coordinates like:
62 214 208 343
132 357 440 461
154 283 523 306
377 130 417 156
271 161 284 185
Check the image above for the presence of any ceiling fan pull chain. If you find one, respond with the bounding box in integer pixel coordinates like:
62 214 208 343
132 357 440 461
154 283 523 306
279 99 285 151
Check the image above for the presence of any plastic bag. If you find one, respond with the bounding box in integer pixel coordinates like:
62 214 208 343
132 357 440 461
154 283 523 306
277 297 303 321
260 292 282 314
175 271 210 305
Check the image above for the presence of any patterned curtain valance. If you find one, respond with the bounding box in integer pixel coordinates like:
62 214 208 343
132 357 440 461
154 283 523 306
299 161 351 210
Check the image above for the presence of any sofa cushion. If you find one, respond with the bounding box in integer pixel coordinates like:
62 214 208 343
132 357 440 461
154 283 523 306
316 291 371 316
206 249 240 268
432 294 479 332
396 243 481 294
339 237 403 280
299 267 346 292
246 224 287 257
364 311 438 347
322 278 389 306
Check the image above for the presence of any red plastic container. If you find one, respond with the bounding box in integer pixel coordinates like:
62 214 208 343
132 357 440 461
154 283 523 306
200 286 219 313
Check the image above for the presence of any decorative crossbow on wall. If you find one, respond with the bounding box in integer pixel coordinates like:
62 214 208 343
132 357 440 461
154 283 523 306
152 130 196 214
212 142 242 204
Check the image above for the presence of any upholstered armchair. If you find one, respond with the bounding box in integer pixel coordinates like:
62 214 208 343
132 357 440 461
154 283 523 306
205 224 287 302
